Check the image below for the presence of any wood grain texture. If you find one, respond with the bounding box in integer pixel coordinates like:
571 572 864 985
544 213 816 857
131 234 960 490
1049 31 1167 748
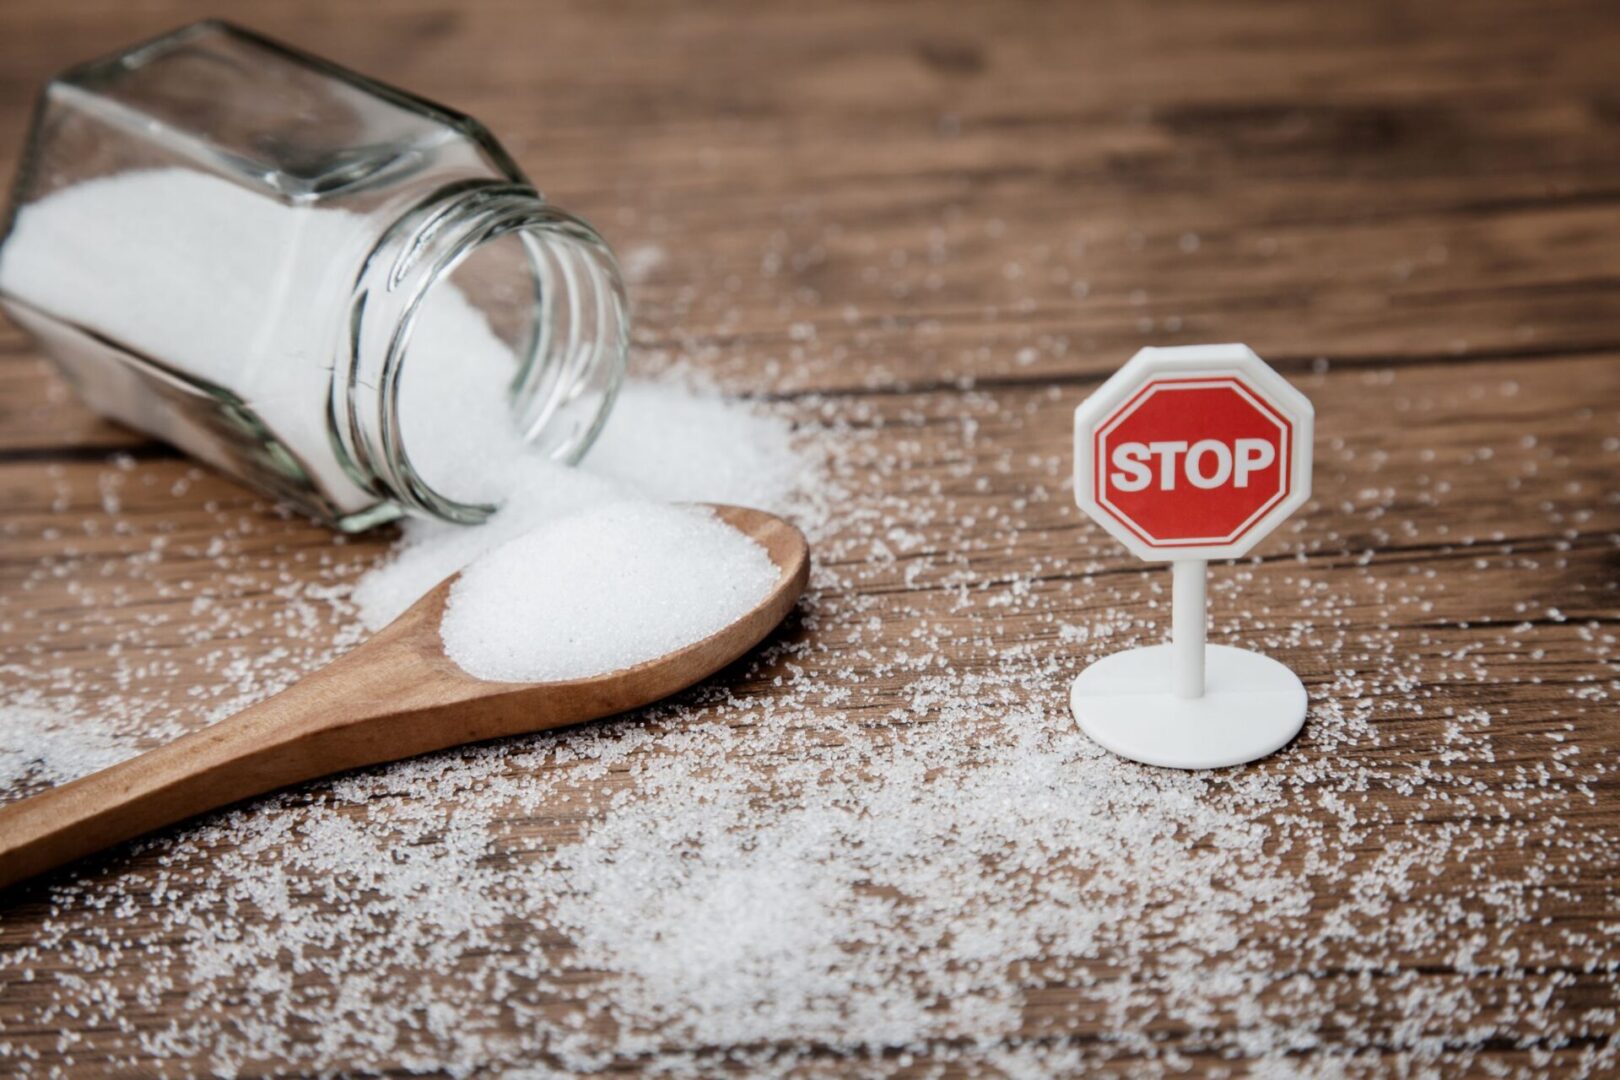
1 1 1618 1076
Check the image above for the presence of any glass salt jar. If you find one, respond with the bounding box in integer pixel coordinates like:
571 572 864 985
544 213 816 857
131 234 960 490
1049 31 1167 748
0 21 628 529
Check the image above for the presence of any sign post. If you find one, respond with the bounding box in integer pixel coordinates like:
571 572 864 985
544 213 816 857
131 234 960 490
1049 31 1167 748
1071 344 1314 769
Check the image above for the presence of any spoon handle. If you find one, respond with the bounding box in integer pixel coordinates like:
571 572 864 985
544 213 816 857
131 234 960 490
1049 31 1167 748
0 619 620 891
0 672 355 890
0 587 511 890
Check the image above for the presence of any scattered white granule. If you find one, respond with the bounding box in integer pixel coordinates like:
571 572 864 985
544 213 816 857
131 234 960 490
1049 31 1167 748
619 243 668 283
440 503 779 682
4 213 1618 1078
0 705 141 791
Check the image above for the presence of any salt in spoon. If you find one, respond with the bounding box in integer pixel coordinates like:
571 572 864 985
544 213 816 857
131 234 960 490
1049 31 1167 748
0 505 808 891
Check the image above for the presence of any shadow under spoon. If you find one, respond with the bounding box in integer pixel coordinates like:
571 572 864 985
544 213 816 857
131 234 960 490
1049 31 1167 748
0 504 809 891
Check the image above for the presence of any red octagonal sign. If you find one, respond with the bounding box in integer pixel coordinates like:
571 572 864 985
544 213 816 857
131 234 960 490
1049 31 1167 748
1074 345 1313 562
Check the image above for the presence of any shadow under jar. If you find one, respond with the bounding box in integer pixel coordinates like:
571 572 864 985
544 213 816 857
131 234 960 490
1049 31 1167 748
0 20 629 530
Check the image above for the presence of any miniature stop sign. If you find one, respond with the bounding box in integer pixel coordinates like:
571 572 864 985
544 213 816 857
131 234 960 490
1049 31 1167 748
1070 344 1314 770
1076 345 1311 562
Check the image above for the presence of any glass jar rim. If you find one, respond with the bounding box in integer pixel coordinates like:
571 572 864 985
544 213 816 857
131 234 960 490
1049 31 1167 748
334 182 629 525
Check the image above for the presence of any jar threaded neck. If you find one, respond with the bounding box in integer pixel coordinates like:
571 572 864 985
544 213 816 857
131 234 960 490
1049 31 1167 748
334 182 628 525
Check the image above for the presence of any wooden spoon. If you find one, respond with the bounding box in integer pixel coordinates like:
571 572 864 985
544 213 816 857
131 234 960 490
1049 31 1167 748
0 505 808 892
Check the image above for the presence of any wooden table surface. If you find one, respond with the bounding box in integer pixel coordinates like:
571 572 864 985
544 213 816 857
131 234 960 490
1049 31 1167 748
2 1 1619 1076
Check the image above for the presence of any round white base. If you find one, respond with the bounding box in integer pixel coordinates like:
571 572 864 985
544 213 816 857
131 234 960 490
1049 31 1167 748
1069 644 1306 769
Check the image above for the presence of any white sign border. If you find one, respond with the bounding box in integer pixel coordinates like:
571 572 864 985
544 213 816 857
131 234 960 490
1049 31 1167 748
1073 344 1314 562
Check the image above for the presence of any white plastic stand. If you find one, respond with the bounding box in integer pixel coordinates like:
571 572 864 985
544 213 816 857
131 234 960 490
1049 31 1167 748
1070 560 1306 769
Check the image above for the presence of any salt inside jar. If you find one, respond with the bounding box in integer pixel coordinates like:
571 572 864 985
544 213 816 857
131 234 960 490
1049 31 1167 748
0 21 628 529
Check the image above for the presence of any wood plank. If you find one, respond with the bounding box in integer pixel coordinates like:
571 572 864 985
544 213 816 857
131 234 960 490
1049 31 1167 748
2 2 1620 398
0 1 1617 1075
1 351 1617 1073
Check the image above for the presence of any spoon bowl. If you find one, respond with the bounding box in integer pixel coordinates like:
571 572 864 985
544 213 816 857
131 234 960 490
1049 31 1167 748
0 504 809 891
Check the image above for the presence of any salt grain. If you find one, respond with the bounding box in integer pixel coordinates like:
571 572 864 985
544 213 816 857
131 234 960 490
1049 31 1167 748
351 377 809 629
441 502 779 682
1 235 1617 1078
0 170 385 510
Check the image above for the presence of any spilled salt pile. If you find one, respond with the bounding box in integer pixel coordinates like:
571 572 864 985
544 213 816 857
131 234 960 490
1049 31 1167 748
440 503 779 682
0 705 140 794
4 353 1620 1078
3 230 1618 1077
391 380 794 682
352 376 809 628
